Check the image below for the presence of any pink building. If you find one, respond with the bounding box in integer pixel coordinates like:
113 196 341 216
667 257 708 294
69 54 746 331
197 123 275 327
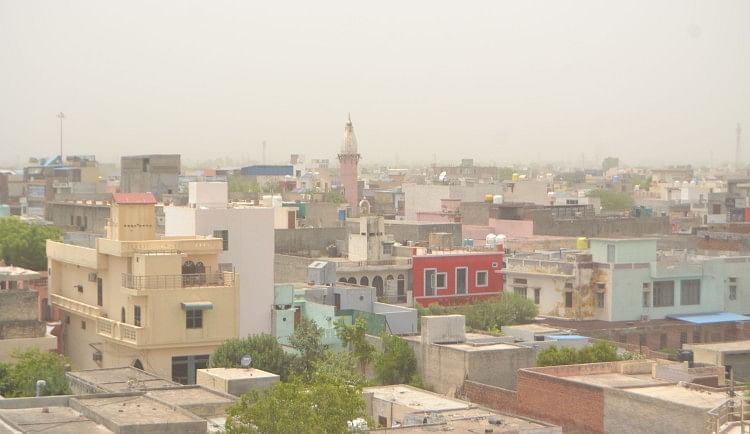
338 114 361 215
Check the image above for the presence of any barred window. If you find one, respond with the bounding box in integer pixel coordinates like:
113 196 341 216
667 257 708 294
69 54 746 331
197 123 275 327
653 281 675 307
680 279 701 305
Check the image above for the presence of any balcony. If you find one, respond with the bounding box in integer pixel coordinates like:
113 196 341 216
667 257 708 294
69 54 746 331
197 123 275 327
96 317 148 347
49 293 100 318
336 258 412 272
121 272 237 290
98 237 222 257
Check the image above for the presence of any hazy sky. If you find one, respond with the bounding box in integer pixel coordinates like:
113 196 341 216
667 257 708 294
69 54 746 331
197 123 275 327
1 1 749 167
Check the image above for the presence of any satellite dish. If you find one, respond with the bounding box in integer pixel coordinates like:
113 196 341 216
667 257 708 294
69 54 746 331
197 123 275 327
240 355 252 368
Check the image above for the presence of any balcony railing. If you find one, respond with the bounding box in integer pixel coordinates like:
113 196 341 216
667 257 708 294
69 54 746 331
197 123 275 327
121 272 237 290
96 317 147 346
49 293 101 318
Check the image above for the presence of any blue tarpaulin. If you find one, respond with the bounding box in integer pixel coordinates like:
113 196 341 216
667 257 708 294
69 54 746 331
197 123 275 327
667 312 750 324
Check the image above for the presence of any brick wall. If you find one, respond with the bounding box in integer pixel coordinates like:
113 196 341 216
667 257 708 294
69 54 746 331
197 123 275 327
516 369 605 434
463 381 518 414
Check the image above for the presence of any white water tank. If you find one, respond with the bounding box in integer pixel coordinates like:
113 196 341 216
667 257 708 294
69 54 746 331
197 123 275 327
272 195 283 207
492 195 504 205
495 234 507 248
485 233 497 247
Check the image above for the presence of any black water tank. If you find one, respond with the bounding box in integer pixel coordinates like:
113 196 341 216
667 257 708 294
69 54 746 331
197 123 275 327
677 350 694 368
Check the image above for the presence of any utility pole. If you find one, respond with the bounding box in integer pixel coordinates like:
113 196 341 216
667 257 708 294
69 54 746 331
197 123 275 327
737 123 742 172
57 112 65 160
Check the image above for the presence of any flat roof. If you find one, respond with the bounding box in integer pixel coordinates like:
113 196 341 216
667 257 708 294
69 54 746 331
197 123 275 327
668 312 750 324
67 367 178 392
0 266 41 281
624 385 727 410
364 385 469 412
684 339 750 353
146 387 235 408
0 406 113 434
566 373 667 389
71 395 204 427
198 368 279 380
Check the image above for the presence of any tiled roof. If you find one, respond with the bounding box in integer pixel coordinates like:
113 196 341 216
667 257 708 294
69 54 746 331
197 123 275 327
112 192 157 204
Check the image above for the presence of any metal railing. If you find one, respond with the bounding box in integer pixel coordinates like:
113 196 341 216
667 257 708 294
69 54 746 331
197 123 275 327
707 396 750 434
121 272 236 290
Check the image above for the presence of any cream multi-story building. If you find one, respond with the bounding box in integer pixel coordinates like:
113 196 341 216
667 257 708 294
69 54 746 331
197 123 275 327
47 192 239 384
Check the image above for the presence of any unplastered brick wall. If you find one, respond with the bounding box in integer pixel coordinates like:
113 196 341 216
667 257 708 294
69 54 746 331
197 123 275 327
463 381 518 414
516 368 605 434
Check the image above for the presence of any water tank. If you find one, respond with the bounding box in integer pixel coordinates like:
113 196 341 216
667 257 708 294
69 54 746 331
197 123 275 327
272 195 283 208
511 173 520 182
495 234 507 249
676 350 694 368
485 233 497 247
493 195 504 205
576 237 589 250
262 195 273 207
484 194 494 203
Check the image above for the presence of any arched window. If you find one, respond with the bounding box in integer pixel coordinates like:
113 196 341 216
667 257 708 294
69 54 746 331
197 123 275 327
373 276 384 297
348 277 357 284
360 276 369 287
339 277 348 283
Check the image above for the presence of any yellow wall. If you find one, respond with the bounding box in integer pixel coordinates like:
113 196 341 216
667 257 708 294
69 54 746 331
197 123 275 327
111 203 156 241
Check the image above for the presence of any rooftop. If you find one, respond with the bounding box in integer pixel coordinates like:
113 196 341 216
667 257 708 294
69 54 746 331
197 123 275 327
365 385 469 412
67 367 178 392
0 266 40 281
197 368 279 381
684 339 750 353
112 192 157 205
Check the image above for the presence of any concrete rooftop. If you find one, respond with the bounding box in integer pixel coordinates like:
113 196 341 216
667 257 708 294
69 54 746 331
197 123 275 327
197 367 279 380
365 385 469 413
0 406 113 434
67 367 177 392
72 394 204 426
685 339 750 353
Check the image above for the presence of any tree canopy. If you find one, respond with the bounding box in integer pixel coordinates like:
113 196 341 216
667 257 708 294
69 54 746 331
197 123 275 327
375 334 418 385
209 334 294 381
601 157 620 171
335 317 375 375
289 318 328 378
536 342 621 367
586 189 635 211
0 218 62 270
0 349 71 397
418 293 538 332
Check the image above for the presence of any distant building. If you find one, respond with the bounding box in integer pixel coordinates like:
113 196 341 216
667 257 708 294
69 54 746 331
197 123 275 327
0 266 57 362
47 192 239 384
120 154 180 200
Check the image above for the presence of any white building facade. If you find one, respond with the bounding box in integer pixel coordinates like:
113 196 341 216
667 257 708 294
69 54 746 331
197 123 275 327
165 182 275 336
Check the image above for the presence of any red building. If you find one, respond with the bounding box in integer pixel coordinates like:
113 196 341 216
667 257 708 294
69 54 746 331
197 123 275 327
411 249 504 307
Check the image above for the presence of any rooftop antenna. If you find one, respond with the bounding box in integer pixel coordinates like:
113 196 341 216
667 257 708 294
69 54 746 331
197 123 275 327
57 112 65 161
736 123 742 172
262 140 267 165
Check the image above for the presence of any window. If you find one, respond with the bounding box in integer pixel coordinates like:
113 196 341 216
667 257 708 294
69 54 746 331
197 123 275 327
693 330 701 343
680 279 701 305
730 285 737 301
96 278 103 306
607 244 616 263
534 288 541 305
424 269 436 296
121 307 126 323
456 268 467 295
643 292 651 308
134 305 141 327
65 316 70 324
596 292 605 309
643 282 650 289
81 320 86 330
596 283 606 290
680 332 688 345
476 271 488 287
513 278 527 285
653 281 675 307
565 292 573 308
186 310 203 329
436 272 447 289
171 355 210 385
213 230 229 251
70 215 74 226
565 282 573 289
514 287 527 298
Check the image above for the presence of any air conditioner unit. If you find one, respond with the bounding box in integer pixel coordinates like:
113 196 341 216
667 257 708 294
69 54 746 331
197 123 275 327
92 352 103 362
88 272 97 282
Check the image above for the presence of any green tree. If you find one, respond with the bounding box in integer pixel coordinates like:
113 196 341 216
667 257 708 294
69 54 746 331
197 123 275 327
0 218 63 270
0 363 15 397
323 189 346 204
289 318 328 378
228 175 252 193
559 171 587 187
225 371 368 434
335 317 375 375
602 157 620 171
586 189 635 211
313 351 367 388
536 342 622 367
5 349 70 397
375 334 417 385
209 334 294 381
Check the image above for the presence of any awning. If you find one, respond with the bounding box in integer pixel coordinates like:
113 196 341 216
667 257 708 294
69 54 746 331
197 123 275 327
181 302 213 311
667 312 750 324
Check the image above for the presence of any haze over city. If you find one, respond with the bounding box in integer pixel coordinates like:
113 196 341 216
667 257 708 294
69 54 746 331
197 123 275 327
2 0 749 167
